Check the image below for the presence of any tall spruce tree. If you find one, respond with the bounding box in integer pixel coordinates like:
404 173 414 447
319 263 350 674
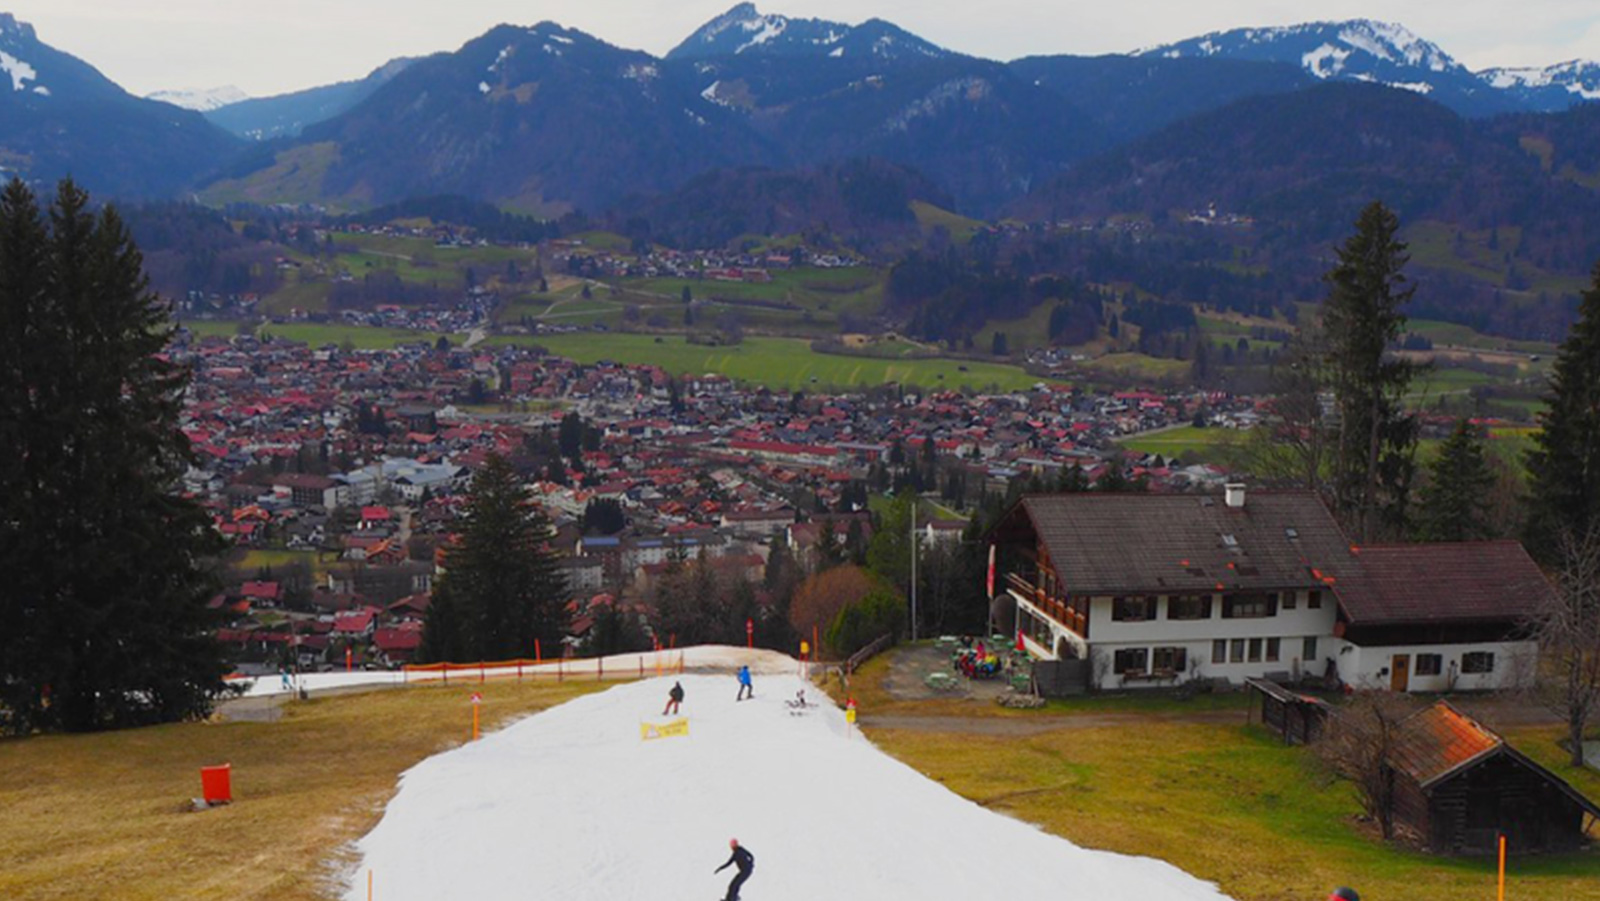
420 454 566 661
1322 201 1422 541
0 179 231 733
1525 263 1600 560
1415 418 1496 542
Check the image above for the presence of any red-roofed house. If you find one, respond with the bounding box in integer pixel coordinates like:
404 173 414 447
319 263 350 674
332 607 380 637
373 624 423 665
239 581 283 605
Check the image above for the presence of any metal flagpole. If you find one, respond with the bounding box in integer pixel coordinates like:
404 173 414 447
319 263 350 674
910 499 917 642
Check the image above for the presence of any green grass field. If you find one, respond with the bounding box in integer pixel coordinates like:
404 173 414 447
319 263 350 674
199 143 346 208
911 200 984 244
259 323 451 350
1406 318 1557 357
177 320 246 340
1118 424 1242 458
1406 220 1589 298
566 231 633 252
1082 352 1194 379
623 266 884 318
492 333 1045 392
232 549 337 581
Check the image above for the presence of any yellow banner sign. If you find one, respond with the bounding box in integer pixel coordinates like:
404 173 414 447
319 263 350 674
640 717 690 741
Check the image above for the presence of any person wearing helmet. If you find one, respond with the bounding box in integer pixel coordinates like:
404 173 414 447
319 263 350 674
1328 888 1360 901
714 837 755 901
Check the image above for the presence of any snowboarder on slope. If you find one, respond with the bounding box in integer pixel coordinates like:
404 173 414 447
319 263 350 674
715 837 754 901
664 680 684 716
735 665 753 701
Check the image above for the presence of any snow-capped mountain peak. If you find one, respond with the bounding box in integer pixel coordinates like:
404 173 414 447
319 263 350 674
1134 19 1546 116
1478 59 1600 107
666 3 946 61
147 85 250 112
0 13 44 95
1142 19 1462 77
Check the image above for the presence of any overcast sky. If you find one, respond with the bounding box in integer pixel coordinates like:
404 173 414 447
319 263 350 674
10 0 1600 97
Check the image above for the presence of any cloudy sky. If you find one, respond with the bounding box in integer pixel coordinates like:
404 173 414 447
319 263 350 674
10 0 1600 97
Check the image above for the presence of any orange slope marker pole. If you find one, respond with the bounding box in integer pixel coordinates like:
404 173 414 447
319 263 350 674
1498 833 1506 901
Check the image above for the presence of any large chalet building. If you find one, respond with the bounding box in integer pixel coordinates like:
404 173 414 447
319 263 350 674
989 486 1551 692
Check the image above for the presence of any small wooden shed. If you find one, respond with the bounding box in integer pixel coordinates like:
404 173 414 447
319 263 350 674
1388 702 1600 855
1246 677 1333 746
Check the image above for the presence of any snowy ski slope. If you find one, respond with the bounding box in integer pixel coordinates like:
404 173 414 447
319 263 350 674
339 666 1234 901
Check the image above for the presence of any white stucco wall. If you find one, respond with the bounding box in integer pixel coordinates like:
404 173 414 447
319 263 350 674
1014 587 1538 693
1087 590 1338 645
1329 639 1538 692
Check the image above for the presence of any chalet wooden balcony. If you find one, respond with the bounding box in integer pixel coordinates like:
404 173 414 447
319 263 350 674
1005 571 1088 638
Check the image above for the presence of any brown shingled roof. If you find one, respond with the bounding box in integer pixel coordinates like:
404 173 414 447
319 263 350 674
1389 701 1503 788
1331 541 1554 626
1388 702 1600 817
1018 490 1355 595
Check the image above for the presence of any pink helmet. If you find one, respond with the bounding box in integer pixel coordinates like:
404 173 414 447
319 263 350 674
729 837 739 848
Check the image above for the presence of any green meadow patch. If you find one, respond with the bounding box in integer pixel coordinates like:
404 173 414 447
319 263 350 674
492 333 1044 392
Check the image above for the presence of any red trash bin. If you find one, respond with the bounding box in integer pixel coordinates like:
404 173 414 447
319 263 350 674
200 763 232 804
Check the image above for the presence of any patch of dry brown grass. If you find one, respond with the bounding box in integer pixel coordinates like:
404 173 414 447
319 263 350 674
0 680 604 900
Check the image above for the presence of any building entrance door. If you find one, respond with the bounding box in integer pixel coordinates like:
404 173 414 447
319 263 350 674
1390 654 1410 692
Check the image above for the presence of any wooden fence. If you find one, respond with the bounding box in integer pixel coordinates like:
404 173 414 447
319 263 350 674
845 633 896 675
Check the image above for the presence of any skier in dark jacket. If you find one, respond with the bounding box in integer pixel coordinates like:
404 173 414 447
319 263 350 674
663 681 684 716
715 838 754 901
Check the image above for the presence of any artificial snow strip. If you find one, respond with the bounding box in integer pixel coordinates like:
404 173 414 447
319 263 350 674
339 669 1234 901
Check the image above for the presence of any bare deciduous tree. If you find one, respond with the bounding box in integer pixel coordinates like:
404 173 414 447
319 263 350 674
1314 692 1418 840
1530 526 1600 767
1246 326 1331 492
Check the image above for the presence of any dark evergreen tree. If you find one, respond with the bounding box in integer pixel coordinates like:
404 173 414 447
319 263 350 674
558 411 584 460
0 180 231 733
1055 464 1090 493
815 519 844 570
1095 456 1134 493
420 454 566 661
581 498 627 536
1322 201 1421 541
1525 264 1600 560
844 518 868 565
1416 419 1496 542
587 600 649 657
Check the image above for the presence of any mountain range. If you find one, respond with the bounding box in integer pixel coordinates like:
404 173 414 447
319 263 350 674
0 13 239 198
4 4 1600 278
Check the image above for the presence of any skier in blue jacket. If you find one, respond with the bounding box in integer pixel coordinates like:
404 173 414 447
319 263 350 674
735 665 753 701
715 838 754 901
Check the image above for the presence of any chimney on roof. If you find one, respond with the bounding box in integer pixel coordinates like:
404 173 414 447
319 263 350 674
1224 483 1246 509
